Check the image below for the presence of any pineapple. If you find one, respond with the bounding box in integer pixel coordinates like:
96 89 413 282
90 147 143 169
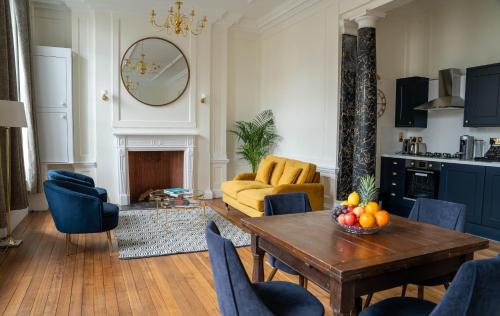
358 175 377 205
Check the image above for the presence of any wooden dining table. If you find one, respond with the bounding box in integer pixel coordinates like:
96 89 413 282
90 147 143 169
241 211 489 316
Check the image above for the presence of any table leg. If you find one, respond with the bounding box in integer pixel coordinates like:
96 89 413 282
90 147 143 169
330 278 359 316
251 234 265 282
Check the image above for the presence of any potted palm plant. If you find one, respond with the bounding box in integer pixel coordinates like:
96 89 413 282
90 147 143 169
230 110 280 173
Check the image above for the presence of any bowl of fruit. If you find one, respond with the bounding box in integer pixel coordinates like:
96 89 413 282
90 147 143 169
332 176 390 234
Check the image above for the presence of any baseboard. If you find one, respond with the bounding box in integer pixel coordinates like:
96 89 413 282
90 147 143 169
0 208 29 238
212 189 223 198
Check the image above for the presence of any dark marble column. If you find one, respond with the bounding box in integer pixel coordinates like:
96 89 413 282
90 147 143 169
336 34 357 201
352 26 377 189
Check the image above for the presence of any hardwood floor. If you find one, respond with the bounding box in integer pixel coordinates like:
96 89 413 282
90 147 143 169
0 199 498 315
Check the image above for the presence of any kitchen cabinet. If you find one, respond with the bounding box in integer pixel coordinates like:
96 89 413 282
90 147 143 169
380 157 411 217
395 77 429 128
482 167 500 230
33 46 73 163
439 163 485 225
464 62 500 127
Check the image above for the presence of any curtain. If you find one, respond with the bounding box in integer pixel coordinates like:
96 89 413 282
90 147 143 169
12 0 41 193
0 0 29 228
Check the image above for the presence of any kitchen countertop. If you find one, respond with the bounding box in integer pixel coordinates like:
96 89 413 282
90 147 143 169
381 153 500 167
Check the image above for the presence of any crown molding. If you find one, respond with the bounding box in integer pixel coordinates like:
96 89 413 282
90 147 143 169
256 0 328 33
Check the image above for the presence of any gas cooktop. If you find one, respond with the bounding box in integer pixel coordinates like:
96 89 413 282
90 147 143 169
400 152 462 159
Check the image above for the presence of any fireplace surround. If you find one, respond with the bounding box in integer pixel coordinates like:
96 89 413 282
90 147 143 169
115 134 195 205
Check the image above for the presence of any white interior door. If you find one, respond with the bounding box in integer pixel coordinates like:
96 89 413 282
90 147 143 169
37 112 69 163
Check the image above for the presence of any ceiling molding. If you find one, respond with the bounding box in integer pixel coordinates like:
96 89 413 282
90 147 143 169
256 0 326 33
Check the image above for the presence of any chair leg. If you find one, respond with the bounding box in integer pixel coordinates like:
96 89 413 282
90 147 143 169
266 267 278 281
401 284 408 297
225 203 230 211
417 285 424 300
303 278 308 289
444 282 450 290
66 233 71 256
106 231 112 253
364 293 373 309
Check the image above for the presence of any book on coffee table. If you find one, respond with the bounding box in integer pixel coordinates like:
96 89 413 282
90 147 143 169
164 188 191 197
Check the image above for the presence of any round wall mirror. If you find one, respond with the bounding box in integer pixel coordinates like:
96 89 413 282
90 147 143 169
120 37 190 106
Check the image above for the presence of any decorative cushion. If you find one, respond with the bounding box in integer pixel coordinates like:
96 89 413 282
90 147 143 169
237 188 274 212
278 167 302 185
220 180 272 199
282 159 316 184
255 160 276 184
267 156 288 186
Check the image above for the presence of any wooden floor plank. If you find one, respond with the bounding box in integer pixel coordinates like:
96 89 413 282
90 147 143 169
0 200 498 316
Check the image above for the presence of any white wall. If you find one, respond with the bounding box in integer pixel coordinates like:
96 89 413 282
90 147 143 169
259 0 340 205
377 0 500 157
227 28 261 178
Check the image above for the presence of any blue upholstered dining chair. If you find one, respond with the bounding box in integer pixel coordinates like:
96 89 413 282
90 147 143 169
44 180 119 255
364 198 467 308
48 169 108 202
205 221 324 316
264 193 312 287
360 255 500 316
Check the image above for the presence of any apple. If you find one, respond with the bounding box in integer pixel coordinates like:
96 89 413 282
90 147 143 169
344 213 357 226
337 214 346 225
353 207 365 218
347 205 355 212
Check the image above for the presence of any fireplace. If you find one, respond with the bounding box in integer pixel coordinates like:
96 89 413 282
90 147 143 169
115 134 195 205
128 151 184 203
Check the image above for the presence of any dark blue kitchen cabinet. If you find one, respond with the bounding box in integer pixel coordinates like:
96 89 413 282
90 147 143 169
481 167 500 230
439 163 485 226
380 157 411 217
395 77 429 128
464 62 500 127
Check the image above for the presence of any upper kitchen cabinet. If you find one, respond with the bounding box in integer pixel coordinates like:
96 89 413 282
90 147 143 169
33 46 74 163
464 62 500 127
395 77 429 128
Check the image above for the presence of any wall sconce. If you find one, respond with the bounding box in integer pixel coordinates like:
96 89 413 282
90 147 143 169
200 94 208 104
100 90 109 102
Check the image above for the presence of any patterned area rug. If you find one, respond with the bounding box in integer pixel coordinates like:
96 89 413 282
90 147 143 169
115 207 250 259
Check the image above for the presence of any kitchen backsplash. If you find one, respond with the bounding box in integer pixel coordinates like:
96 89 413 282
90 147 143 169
380 110 500 155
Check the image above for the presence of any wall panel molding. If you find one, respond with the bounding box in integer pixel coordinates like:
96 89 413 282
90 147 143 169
111 15 198 129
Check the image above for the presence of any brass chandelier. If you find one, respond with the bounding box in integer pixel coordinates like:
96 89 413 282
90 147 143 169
150 1 208 36
122 42 162 76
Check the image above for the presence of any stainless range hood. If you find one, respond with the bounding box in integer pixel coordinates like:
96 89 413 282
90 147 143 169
414 68 465 111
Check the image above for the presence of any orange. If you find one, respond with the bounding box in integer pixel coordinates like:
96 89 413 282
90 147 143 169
374 210 390 227
365 201 380 215
359 213 376 228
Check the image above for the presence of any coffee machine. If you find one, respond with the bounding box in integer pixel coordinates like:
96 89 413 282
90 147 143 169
459 135 475 160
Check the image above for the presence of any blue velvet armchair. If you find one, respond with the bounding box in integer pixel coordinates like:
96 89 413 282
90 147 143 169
264 193 312 287
44 179 119 255
205 221 324 316
47 170 108 202
360 256 500 316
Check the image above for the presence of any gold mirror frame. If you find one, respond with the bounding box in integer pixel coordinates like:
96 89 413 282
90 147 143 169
120 37 190 107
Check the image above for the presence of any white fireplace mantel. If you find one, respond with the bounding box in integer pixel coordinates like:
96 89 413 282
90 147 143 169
115 133 195 205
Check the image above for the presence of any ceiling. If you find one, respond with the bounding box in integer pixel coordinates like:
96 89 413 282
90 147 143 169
51 0 289 22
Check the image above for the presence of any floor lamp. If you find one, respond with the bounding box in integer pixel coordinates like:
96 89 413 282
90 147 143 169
0 100 27 248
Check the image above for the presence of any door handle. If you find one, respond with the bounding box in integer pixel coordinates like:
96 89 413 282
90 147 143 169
392 172 397 176
61 114 67 119
391 182 397 186
392 162 398 165
390 193 396 197
61 101 67 107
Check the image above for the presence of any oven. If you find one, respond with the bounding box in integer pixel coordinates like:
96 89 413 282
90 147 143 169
404 160 441 200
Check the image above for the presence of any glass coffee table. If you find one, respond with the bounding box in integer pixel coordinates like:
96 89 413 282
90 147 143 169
149 189 208 228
